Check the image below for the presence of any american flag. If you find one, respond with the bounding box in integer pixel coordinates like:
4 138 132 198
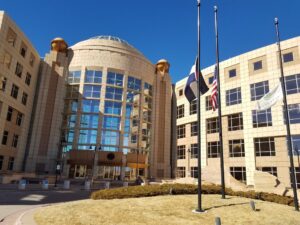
211 65 218 111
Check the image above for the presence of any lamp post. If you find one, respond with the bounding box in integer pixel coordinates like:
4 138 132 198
55 137 66 187
54 162 61 187
90 145 101 184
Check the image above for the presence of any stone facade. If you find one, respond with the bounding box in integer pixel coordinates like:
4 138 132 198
175 37 300 195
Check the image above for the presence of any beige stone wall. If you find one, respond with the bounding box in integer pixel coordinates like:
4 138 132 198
0 11 40 172
25 51 68 173
175 36 300 191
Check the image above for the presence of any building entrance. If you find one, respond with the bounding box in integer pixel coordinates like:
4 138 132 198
97 166 121 180
69 164 88 178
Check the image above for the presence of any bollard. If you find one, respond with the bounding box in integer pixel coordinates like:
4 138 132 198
123 182 128 187
85 180 91 191
250 200 256 211
105 181 110 189
215 217 221 225
64 180 70 189
42 180 49 190
18 179 26 190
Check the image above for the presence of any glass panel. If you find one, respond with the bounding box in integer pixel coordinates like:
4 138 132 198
78 130 97 144
101 131 119 146
104 101 122 115
82 100 100 113
80 114 99 128
85 70 102 83
105 86 123 100
103 116 121 130
83 85 101 98
107 72 123 87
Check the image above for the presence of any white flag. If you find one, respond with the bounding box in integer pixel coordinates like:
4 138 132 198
256 84 283 111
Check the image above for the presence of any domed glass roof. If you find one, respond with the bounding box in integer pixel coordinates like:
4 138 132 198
89 35 131 47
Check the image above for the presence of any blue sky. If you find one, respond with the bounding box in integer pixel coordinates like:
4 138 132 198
2 0 300 82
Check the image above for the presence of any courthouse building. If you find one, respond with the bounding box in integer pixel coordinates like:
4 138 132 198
0 11 173 181
175 37 300 191
0 10 299 193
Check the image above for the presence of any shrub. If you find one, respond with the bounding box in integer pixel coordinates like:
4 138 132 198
90 183 295 207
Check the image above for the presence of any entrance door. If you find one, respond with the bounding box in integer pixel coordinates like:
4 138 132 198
74 165 87 178
98 166 121 180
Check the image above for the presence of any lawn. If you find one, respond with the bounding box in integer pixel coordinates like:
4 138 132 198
34 194 300 225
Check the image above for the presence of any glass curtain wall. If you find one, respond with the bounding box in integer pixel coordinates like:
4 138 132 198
63 69 153 179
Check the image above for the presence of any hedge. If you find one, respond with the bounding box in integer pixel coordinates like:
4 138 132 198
90 183 295 206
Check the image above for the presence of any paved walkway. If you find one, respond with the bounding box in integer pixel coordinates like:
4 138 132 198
0 188 91 225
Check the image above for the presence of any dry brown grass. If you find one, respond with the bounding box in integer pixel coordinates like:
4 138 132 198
34 194 300 225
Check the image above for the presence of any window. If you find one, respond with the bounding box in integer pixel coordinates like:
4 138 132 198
177 124 185 139
252 109 272 128
230 167 246 183
11 84 19 99
283 52 294 63
68 71 81 83
22 92 28 105
15 63 23 78
257 167 278 177
83 85 101 98
6 28 17 47
144 83 152 96
101 130 119 146
254 137 275 156
80 114 99 128
0 156 3 170
105 86 123 100
104 101 122 115
284 104 300 124
103 116 121 130
20 42 27 58
285 74 300 95
82 100 99 113
78 129 98 144
66 85 79 98
177 104 184 119
226 87 241 106
1 77 7 91
228 113 243 131
12 134 19 148
253 60 262 71
29 53 35 67
206 117 219 134
127 76 141 91
190 99 197 115
1 51 12 69
179 89 183 96
229 69 236 78
208 76 214 85
176 167 186 178
191 167 198 178
191 144 198 158
85 70 102 83
250 81 269 101
206 96 214 111
7 157 14 171
190 122 198 136
177 145 185 159
291 135 300 155
16 112 23 126
229 139 245 157
107 72 123 87
290 167 300 188
2 131 8 145
207 141 220 158
25 73 31 86
6 106 13 121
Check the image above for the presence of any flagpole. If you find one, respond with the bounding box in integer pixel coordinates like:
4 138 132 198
195 0 203 212
214 6 226 199
274 17 299 211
